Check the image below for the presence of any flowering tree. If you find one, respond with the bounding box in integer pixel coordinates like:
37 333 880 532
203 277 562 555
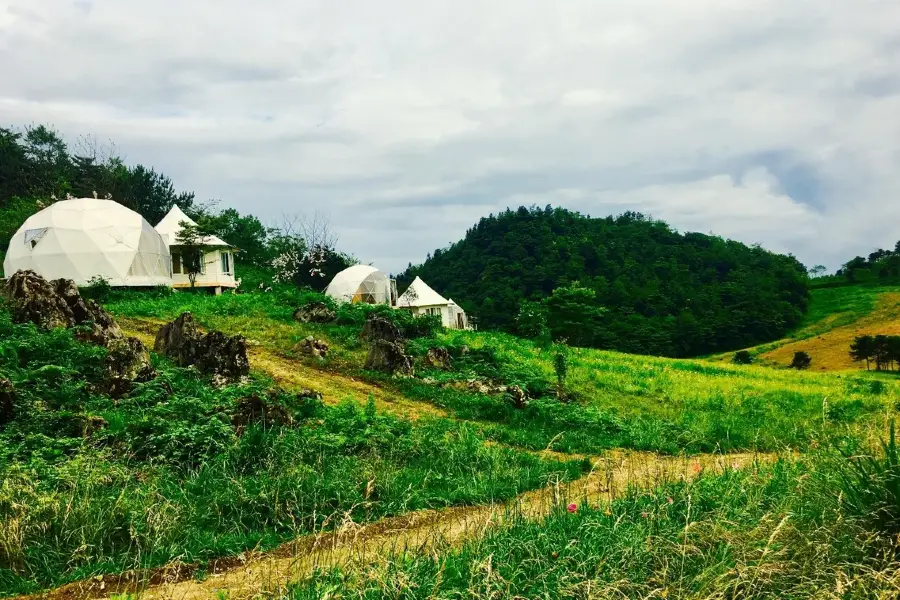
269 212 354 289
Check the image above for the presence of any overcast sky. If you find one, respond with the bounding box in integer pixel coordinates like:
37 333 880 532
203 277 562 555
3 0 899 273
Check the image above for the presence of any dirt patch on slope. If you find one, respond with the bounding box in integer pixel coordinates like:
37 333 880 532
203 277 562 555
18 450 770 600
761 293 900 371
119 317 445 420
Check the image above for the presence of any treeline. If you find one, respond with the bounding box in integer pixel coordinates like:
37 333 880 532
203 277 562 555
0 124 354 284
849 335 900 371
398 206 810 357
833 244 900 284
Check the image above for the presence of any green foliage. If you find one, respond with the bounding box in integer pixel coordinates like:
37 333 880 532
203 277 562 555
850 335 900 371
80 275 113 303
544 283 607 347
836 421 900 546
175 219 210 289
398 206 809 357
733 350 753 365
790 351 812 370
0 307 579 594
514 300 548 341
193 206 274 268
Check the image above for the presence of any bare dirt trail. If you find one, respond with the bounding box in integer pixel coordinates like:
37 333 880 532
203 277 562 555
22 450 772 600
119 316 446 420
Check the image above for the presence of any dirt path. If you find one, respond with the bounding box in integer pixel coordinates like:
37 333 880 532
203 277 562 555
23 450 770 600
119 316 445 420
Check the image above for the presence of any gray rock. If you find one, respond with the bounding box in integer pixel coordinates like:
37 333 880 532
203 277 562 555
295 335 329 359
365 340 414 376
360 314 404 344
424 347 452 370
292 302 336 323
105 336 156 397
155 312 250 382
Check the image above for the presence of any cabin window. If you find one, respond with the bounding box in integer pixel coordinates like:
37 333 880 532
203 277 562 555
172 253 182 274
221 252 232 274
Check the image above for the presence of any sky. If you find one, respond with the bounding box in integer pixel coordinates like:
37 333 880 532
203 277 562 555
2 0 900 274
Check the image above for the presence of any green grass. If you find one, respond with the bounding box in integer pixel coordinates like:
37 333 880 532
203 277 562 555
289 452 900 599
105 290 899 456
0 309 582 596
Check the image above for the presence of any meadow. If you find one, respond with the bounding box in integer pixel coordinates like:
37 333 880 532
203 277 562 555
2 282 898 599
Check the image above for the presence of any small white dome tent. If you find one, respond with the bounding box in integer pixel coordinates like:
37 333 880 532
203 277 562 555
397 276 470 329
3 198 172 286
325 264 392 304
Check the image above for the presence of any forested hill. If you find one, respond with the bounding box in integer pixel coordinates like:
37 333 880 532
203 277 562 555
398 206 810 357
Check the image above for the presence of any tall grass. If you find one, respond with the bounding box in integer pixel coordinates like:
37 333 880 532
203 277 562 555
289 453 900 599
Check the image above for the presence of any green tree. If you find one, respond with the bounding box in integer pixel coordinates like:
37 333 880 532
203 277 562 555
175 220 209 290
544 284 606 347
790 351 812 370
850 335 875 370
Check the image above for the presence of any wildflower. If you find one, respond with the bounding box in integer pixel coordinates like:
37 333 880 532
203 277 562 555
567 503 577 513
666 496 673 505
692 462 702 474
641 511 649 519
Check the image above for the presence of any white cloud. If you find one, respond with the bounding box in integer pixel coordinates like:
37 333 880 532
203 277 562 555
2 0 900 272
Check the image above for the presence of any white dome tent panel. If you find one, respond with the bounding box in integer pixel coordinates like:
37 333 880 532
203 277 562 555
325 265 392 305
2 198 172 287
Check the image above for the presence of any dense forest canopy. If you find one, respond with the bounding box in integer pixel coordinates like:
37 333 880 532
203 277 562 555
398 206 810 357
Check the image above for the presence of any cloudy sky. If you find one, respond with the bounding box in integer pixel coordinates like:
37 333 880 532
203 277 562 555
3 0 899 273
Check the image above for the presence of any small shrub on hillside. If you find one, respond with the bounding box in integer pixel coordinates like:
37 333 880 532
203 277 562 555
791 351 812 370
79 275 112 303
732 350 753 365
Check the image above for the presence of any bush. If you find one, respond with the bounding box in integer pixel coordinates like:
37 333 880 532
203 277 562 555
733 350 753 365
791 351 812 370
79 275 113 303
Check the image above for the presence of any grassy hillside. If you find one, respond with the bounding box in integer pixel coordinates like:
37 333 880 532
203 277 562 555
712 284 900 371
4 285 899 599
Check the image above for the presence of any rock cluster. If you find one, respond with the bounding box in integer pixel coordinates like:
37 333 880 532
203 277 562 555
447 379 528 407
292 302 336 323
359 314 414 376
2 270 154 396
154 312 250 384
295 335 329 359
423 347 452 370
232 387 323 434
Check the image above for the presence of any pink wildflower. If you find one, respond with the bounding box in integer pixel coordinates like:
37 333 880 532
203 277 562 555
692 462 702 474
666 497 674 505
567 503 578 513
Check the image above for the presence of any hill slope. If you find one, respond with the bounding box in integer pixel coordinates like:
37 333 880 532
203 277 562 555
398 206 809 357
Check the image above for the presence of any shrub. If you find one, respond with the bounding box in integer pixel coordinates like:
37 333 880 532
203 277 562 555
733 350 753 365
791 351 812 370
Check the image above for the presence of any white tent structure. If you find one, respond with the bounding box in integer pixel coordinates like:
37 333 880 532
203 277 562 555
3 198 172 286
325 265 393 305
397 276 470 329
155 205 237 293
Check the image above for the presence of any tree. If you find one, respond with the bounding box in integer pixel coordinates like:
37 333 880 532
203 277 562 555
850 335 874 370
733 350 753 365
195 206 273 267
544 284 607 348
807 265 827 278
515 300 549 341
175 220 208 290
790 351 812 370
269 213 354 289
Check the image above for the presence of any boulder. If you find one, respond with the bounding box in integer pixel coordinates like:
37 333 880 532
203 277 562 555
507 384 528 409
294 335 329 359
365 340 414 376
232 387 323 434
292 303 336 324
3 270 76 330
154 312 250 383
1 271 123 346
424 347 452 370
360 314 404 344
0 377 15 426
105 337 156 397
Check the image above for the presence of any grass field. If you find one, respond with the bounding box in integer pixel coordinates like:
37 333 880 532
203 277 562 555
708 284 900 371
3 283 900 599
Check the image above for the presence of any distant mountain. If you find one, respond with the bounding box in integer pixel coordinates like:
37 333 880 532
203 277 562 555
397 206 809 357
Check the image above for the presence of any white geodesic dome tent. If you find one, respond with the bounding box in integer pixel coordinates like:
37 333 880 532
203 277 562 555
2 198 172 287
325 264 391 304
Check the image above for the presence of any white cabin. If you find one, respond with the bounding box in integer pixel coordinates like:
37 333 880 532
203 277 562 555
397 276 470 330
155 206 237 294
